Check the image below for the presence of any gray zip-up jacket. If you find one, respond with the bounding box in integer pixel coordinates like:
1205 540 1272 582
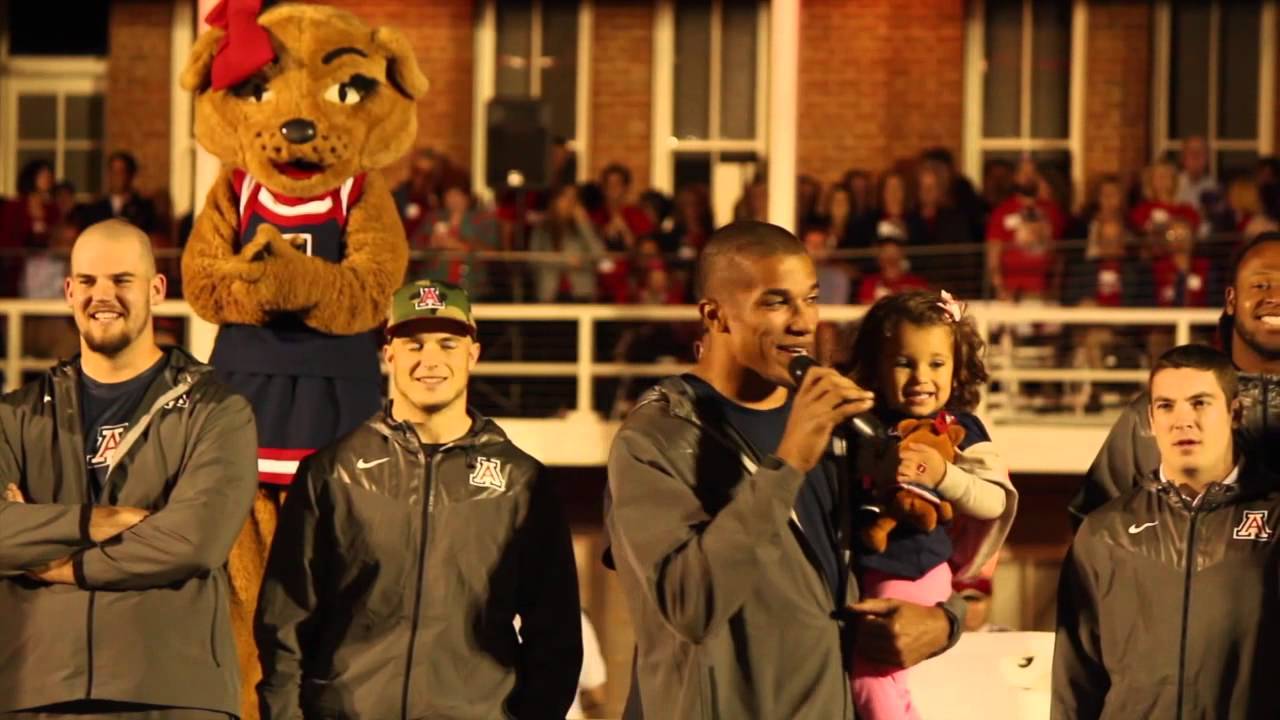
254 409 581 720
605 377 965 720
1053 465 1280 719
0 348 258 714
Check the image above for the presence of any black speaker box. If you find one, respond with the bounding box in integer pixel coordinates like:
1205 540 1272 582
486 97 552 190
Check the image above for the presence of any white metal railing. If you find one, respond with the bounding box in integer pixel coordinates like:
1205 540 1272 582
0 300 1224 472
1 299 1222 395
463 302 1224 420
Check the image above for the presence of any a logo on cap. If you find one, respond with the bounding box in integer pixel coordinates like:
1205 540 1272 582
414 285 445 310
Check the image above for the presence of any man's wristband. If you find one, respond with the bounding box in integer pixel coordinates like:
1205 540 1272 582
934 593 968 657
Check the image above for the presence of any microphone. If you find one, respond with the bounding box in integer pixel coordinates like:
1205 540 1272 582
787 354 887 443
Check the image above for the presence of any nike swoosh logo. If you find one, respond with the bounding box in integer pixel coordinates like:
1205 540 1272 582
356 457 389 470
1128 521 1158 534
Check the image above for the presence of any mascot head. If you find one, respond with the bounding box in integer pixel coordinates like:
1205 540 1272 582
181 1 428 197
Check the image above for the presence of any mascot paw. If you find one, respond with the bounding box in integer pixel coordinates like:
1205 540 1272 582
257 245 321 313
223 225 281 283
265 231 313 267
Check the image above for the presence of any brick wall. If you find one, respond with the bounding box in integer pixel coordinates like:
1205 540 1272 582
106 0 173 197
797 0 965 187
323 0 474 184
589 0 654 188
1082 2 1152 196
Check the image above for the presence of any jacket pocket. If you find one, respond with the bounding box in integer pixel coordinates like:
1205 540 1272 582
343 489 414 622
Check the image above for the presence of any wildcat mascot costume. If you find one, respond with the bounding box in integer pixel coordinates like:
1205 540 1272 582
180 1 424 716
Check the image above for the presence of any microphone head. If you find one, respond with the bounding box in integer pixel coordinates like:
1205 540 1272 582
787 354 817 387
849 413 888 441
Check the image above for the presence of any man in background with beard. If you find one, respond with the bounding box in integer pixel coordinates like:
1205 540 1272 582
0 219 257 718
1072 231 1280 524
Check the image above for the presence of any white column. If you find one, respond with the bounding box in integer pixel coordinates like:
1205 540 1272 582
170 0 195 219
765 0 798 232
192 0 221 215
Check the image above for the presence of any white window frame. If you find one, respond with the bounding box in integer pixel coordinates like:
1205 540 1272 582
962 0 1087 203
0 66 107 198
1150 0 1277 170
651 0 769 223
170 0 196 219
0 1 109 197
471 0 593 199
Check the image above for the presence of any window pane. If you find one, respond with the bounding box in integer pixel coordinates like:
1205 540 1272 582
1218 0 1260 140
541 0 579 141
18 95 57 141
675 0 712 140
719 1 757 140
64 150 103 196
8 1 108 56
1030 0 1071 140
1169 1 1210 139
1218 150 1258 184
65 95 104 142
495 0 533 97
983 0 1023 138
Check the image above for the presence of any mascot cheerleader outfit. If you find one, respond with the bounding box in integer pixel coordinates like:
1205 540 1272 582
179 1 425 716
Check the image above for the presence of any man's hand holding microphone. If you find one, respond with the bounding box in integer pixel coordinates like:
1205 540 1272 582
775 355 876 474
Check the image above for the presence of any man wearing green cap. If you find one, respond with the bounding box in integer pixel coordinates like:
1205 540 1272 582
253 280 582 720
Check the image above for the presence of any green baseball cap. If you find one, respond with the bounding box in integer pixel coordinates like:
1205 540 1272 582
386 279 477 338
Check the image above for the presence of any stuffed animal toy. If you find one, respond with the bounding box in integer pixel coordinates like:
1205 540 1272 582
861 416 961 553
179 2 424 717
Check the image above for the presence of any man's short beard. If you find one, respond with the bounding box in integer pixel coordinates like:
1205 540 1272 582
82 329 133 357
1235 324 1280 362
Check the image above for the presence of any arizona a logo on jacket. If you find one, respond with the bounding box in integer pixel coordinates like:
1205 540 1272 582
469 457 507 491
87 423 129 468
1233 510 1274 541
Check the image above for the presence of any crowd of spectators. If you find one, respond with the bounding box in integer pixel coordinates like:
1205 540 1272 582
3 138 1278 410
385 138 1280 314
5 138 1277 312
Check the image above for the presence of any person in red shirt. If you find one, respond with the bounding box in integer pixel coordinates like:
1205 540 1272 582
1 160 58 246
1130 158 1202 235
393 148 447 238
1152 217 1212 307
985 158 1065 300
592 163 654 303
0 160 60 296
858 238 928 304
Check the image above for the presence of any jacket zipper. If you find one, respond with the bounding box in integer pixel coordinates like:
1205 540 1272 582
101 379 194 492
211 574 221 667
81 376 193 699
402 450 438 720
1176 495 1203 720
84 593 95 698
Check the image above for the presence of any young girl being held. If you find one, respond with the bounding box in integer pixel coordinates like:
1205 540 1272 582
848 290 1018 720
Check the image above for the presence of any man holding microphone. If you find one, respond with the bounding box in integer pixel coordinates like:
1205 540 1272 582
605 221 965 719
